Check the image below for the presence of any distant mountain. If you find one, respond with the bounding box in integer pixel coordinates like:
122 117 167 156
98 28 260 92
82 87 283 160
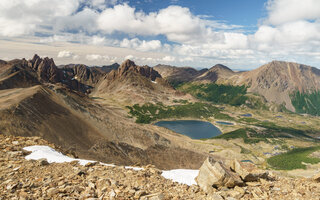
153 64 239 85
0 55 207 169
233 61 320 112
99 63 120 73
0 55 106 93
93 60 191 104
154 61 320 113
153 64 208 85
194 64 237 83
62 64 104 87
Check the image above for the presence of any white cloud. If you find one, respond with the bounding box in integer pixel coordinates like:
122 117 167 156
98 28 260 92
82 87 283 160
54 8 99 33
0 0 79 36
266 0 320 25
86 54 109 61
120 38 162 51
1 0 320 69
97 4 231 44
57 50 73 58
124 55 135 60
57 50 79 60
162 56 176 62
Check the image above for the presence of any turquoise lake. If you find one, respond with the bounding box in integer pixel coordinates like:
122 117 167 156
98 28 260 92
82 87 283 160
154 120 221 139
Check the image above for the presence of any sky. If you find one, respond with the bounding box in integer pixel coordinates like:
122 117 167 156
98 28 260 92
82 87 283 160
0 0 320 70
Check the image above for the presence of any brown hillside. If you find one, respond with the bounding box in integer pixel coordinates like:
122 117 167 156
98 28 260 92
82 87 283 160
153 64 207 83
93 60 192 104
233 61 320 111
194 64 237 83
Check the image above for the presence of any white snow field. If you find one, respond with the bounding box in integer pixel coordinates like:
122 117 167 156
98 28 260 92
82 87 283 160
23 145 198 185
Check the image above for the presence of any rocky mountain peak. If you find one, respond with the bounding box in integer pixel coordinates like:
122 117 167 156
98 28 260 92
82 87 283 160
117 60 161 81
209 64 233 72
27 55 61 83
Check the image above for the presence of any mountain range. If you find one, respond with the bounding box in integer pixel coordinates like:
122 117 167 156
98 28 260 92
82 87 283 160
1 54 320 169
155 61 320 113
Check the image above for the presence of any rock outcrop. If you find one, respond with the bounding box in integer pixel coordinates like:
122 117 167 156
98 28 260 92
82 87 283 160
196 157 272 194
117 59 161 81
231 159 269 182
196 157 244 193
28 54 62 83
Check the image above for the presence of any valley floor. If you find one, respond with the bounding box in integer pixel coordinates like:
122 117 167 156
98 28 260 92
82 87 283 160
1 134 320 200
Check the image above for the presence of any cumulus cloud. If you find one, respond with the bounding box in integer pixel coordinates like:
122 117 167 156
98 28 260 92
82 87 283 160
162 56 176 62
1 0 320 68
0 0 79 36
120 38 162 51
86 54 109 61
249 0 320 58
266 0 320 25
54 8 99 33
97 4 225 44
57 50 79 60
58 50 73 58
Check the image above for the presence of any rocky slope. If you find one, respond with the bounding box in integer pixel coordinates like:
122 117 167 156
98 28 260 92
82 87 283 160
0 56 207 170
1 134 320 200
93 60 192 104
0 85 207 170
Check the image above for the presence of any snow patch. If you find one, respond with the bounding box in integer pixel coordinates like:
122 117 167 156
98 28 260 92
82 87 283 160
24 145 95 165
23 145 197 185
161 169 199 186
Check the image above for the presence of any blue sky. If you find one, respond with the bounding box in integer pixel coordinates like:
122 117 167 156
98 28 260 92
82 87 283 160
133 0 267 26
0 0 320 69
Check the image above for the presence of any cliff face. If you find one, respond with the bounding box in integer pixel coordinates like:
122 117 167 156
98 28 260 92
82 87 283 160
62 64 104 87
28 54 62 83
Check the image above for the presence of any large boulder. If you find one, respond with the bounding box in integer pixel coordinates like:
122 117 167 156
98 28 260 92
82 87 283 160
231 159 269 182
195 157 244 194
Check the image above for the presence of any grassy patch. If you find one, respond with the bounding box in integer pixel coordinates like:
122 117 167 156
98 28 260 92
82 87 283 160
238 117 260 123
213 128 269 144
126 102 234 124
267 146 320 170
177 83 248 106
291 90 320 116
256 121 313 139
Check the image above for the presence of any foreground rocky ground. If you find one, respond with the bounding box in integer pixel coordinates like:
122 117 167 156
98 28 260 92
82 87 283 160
0 134 320 200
